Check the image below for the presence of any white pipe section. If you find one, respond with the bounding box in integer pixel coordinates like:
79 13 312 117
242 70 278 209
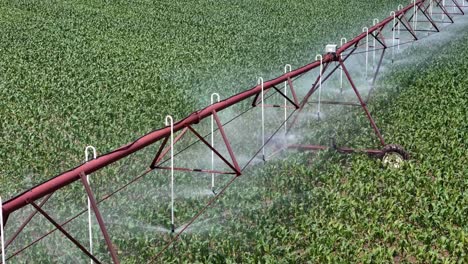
210 93 220 191
1 197 5 264
340 37 347 93
315 55 323 119
443 0 446 21
84 145 96 264
283 65 292 138
258 77 265 161
430 0 433 20
373 19 379 70
412 0 418 31
390 12 396 62
165 115 174 230
398 5 403 50
362 27 369 80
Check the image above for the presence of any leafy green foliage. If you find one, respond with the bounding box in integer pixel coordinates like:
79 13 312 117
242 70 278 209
153 25 468 263
0 0 401 196
1 0 467 263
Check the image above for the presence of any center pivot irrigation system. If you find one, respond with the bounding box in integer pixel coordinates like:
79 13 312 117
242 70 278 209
1 0 466 263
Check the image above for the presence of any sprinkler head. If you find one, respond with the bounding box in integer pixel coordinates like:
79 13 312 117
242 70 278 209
212 188 217 195
171 224 175 234
317 112 322 121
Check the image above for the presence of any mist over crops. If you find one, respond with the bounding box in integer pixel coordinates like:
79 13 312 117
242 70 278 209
1 1 467 263
0 0 403 196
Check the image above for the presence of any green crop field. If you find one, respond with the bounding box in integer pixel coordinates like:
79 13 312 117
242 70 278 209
0 0 402 196
1 0 467 263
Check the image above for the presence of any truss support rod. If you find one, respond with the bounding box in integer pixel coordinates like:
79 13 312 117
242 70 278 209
451 0 465 14
186 125 240 175
29 201 102 264
270 86 299 109
365 48 387 103
398 16 419 41
151 127 188 167
371 48 387 90
150 136 169 168
5 193 53 249
0 0 428 222
418 2 441 31
154 167 236 175
407 0 440 31
287 77 299 105
212 111 241 175
339 59 385 146
287 47 358 132
299 63 331 109
79 173 120 264
435 0 455 22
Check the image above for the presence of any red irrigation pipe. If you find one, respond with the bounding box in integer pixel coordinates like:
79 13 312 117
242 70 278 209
1 0 425 225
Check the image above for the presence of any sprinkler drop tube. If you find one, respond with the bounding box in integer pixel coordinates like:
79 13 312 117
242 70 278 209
84 146 97 264
210 93 220 192
1 0 425 224
165 116 175 233
284 65 292 138
315 55 323 120
362 27 369 80
258 77 266 162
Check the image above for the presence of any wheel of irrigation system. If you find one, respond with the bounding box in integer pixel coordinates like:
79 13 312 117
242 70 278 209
381 144 409 169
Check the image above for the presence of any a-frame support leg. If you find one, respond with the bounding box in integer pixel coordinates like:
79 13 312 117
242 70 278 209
5 193 53 249
29 201 102 264
339 59 386 146
80 172 120 264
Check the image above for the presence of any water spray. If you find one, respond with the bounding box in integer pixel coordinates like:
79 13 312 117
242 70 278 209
3 1 465 261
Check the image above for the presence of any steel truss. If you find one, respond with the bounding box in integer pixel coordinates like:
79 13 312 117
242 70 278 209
1 0 466 262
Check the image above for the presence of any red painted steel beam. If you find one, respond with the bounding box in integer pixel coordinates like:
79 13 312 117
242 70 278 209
1 0 428 223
